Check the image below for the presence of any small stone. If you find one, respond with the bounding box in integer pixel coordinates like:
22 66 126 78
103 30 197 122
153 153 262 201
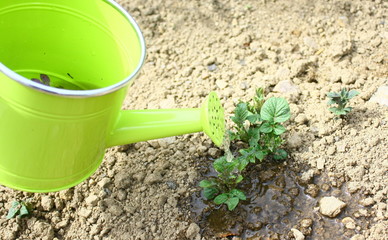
273 80 300 95
342 217 356 229
359 197 375 207
291 228 305 240
148 140 160 148
85 195 99 207
299 169 315 185
158 137 176 148
207 148 220 158
216 80 228 89
145 171 163 185
98 178 111 188
114 172 132 189
369 85 388 106
186 223 200 239
166 181 178 190
300 218 313 228
78 207 92 218
41 196 54 211
319 196 347 217
107 203 123 216
350 234 365 240
287 132 303 148
327 146 336 155
33 222 55 240
316 158 325 170
305 184 319 198
289 187 299 196
347 182 361 193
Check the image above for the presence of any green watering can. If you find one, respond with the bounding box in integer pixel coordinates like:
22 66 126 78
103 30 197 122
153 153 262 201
0 0 225 192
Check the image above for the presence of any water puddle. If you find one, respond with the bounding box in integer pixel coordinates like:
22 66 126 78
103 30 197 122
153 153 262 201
191 159 372 239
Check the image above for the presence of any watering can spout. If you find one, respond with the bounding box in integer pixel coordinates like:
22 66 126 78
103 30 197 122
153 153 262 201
107 92 225 148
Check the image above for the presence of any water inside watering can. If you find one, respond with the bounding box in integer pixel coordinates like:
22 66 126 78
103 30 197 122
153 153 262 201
15 70 98 90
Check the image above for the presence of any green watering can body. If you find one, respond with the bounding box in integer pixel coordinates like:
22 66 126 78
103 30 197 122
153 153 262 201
0 0 224 192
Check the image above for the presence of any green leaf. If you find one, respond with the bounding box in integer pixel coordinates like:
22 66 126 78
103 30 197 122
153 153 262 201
203 187 219 200
6 201 21 219
273 124 286 135
273 149 288 160
259 122 273 133
327 92 340 98
255 150 267 161
343 107 352 113
230 189 246 200
225 197 240 211
231 103 249 125
246 114 260 123
235 175 244 184
19 204 29 217
347 90 359 99
260 97 290 123
247 127 260 145
214 157 238 174
199 180 216 188
237 156 250 171
214 193 229 204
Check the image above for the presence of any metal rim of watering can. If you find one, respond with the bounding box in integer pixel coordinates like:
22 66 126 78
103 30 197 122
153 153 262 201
0 0 146 98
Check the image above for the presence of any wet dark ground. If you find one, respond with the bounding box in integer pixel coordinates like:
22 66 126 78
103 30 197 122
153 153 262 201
190 157 373 240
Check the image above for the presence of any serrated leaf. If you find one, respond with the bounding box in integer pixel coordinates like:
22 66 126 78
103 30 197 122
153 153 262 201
204 187 219 200
199 180 216 188
273 124 286 135
231 103 249 125
237 156 250 171
343 107 352 112
274 149 288 160
259 122 273 133
225 197 239 211
261 97 290 123
327 92 340 98
255 150 267 161
214 193 229 204
19 204 29 217
214 157 238 174
213 156 227 173
246 114 260 123
6 201 21 219
347 90 359 99
230 189 246 200
235 175 244 184
247 128 260 146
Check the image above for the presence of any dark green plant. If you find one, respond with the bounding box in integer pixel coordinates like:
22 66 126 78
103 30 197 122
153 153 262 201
229 88 290 160
6 200 32 219
327 88 359 116
200 88 290 211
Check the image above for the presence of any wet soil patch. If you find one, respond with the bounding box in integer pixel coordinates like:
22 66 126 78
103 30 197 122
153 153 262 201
191 157 373 239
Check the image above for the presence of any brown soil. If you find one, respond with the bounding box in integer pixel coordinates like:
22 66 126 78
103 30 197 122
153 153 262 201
1 0 387 239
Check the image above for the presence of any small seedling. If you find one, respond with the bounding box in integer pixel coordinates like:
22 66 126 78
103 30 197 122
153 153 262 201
327 88 359 117
200 88 290 211
199 156 246 211
6 200 32 219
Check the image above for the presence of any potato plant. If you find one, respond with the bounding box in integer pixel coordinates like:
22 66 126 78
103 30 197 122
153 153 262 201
200 88 291 210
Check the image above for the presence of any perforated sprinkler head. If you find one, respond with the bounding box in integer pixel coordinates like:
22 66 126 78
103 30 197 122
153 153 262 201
201 92 225 147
